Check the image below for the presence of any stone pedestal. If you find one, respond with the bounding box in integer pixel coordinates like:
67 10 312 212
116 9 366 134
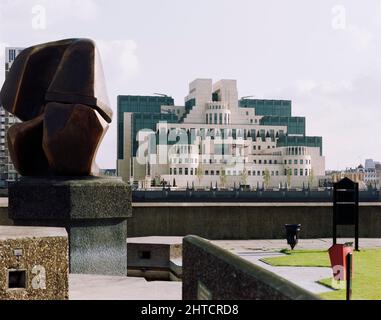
8 177 132 276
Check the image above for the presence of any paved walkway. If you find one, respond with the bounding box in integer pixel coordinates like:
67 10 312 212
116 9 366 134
213 238 381 295
233 251 332 294
69 274 182 300
69 238 381 299
213 238 381 251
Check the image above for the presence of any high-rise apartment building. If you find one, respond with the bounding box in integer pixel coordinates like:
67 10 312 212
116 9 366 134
118 79 325 189
0 47 23 186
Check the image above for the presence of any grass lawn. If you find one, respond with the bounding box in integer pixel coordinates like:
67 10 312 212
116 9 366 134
261 249 381 300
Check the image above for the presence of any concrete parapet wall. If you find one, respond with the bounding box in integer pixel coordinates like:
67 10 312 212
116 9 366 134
2 200 381 240
182 235 319 300
127 237 182 280
129 202 381 240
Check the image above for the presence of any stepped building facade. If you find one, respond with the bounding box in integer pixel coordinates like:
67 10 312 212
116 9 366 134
117 79 325 189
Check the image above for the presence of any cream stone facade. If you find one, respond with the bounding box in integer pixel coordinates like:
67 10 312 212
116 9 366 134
118 79 325 189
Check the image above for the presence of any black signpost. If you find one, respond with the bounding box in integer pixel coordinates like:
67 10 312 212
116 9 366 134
333 177 359 251
346 252 353 300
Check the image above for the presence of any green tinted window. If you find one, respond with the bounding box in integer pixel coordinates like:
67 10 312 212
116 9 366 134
259 116 305 135
239 99 292 117
117 95 175 159
277 136 323 155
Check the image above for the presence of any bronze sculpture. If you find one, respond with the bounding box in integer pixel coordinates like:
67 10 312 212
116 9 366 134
0 38 111 176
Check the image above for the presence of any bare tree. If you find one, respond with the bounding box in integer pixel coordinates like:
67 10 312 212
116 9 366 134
263 169 271 189
196 163 204 187
219 167 227 188
240 168 248 186
308 168 315 188
286 167 292 189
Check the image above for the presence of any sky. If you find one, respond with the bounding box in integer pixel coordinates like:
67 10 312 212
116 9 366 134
0 0 380 170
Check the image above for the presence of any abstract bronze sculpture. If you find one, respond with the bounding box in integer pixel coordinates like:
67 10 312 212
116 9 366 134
0 38 111 176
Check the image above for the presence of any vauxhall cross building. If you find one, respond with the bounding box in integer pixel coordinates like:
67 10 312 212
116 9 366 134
117 79 325 189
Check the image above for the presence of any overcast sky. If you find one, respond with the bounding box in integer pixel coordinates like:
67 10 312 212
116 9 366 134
1 0 380 170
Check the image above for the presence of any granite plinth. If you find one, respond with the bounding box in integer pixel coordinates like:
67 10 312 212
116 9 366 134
8 177 132 276
9 177 131 219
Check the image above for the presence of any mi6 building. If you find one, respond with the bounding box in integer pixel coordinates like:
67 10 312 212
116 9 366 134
117 79 325 189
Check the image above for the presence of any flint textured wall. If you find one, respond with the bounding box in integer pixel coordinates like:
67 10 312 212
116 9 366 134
129 203 381 240
0 226 68 300
183 235 319 300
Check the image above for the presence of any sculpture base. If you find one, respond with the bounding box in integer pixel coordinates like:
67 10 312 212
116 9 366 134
9 177 132 276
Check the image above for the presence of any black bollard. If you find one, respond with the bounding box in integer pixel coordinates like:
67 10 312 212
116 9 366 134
285 224 301 250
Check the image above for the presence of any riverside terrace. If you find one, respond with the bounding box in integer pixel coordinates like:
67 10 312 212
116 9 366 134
132 187 381 203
